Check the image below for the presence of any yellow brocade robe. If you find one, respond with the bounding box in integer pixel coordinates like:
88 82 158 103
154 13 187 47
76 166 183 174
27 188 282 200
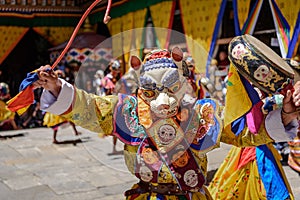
59 88 292 200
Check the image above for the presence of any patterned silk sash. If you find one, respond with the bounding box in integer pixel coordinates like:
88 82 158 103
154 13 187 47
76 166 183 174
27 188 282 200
135 118 205 191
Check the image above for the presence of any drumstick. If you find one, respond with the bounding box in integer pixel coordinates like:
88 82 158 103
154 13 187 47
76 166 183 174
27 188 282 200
51 0 112 69
103 0 112 24
5 0 113 113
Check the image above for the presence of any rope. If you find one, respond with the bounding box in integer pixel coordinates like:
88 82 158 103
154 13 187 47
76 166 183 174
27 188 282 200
51 0 112 69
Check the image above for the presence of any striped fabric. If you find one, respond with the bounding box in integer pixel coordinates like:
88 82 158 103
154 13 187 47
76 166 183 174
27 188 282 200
288 136 300 173
241 0 263 35
269 0 291 58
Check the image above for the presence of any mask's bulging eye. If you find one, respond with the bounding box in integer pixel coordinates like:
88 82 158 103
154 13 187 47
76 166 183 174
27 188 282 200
143 90 155 98
169 82 181 93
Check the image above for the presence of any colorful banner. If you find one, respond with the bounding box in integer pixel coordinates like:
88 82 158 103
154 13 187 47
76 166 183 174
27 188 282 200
232 0 241 36
132 8 149 58
121 12 135 67
232 0 252 35
106 8 147 71
33 26 74 46
180 0 223 74
0 26 29 64
241 0 263 34
236 0 252 32
269 0 291 58
107 17 123 59
276 0 300 38
149 0 175 49
287 12 300 58
205 0 227 77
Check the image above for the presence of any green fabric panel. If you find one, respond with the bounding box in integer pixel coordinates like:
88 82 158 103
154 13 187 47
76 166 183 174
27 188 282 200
0 0 172 26
89 0 172 24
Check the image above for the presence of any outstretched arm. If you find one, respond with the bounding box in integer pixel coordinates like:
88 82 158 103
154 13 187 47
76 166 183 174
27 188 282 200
35 65 118 136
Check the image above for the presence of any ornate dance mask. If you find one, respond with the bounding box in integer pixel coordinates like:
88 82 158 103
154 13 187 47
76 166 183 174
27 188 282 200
130 47 190 119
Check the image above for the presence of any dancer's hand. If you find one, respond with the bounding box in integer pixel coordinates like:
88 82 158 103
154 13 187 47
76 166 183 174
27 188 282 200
292 81 300 107
33 65 62 97
282 81 300 125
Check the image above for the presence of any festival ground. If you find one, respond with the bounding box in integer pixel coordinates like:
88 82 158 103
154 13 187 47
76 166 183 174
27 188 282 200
0 125 299 200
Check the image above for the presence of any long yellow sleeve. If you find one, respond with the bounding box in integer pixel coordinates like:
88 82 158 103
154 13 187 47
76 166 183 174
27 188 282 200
61 88 118 136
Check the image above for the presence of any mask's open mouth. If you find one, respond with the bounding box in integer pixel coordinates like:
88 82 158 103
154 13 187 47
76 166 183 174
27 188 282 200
154 107 178 118
150 95 178 118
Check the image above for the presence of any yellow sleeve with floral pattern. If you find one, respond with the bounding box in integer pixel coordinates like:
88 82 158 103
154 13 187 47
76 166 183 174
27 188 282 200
61 88 119 136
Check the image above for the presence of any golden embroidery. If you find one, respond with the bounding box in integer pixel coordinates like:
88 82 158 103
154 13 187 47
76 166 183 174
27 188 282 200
137 93 153 128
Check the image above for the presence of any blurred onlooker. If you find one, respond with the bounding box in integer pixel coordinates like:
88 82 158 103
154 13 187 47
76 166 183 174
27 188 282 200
18 87 45 128
217 50 230 71
93 69 105 96
208 59 218 85
42 69 80 143
20 101 44 128
102 60 121 96
101 59 122 154
85 80 95 94
213 50 230 105
183 54 205 99
64 65 75 85
114 67 138 95
43 112 80 144
0 82 19 130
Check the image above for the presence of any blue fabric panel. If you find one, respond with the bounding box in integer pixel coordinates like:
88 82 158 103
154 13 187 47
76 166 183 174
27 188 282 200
231 116 246 136
287 12 300 58
232 0 241 36
256 145 290 200
205 0 227 78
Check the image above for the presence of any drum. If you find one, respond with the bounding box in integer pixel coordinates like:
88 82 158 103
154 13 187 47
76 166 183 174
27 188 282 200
228 34 294 95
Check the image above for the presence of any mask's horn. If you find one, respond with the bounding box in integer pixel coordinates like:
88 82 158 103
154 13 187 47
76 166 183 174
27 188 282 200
129 55 143 87
171 47 184 75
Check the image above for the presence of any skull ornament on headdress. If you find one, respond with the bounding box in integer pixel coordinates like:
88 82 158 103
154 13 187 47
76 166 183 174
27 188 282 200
129 47 190 119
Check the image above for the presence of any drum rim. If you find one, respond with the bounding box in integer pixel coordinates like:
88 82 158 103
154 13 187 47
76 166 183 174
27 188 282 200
228 34 294 94
243 34 294 78
228 58 275 94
